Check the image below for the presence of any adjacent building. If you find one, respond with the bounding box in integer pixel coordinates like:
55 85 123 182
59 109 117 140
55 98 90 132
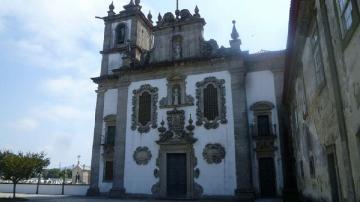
284 0 360 201
87 0 286 200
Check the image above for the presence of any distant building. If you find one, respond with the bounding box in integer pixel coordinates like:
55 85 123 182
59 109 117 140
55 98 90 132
72 160 91 184
284 0 360 201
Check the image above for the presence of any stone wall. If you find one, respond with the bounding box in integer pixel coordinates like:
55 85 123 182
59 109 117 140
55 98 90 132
284 0 360 201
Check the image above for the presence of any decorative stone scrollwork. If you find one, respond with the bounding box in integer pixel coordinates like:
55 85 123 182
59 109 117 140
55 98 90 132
159 74 194 108
196 77 227 129
156 110 197 145
133 147 152 165
131 84 158 133
194 183 204 198
153 169 159 178
167 109 185 135
200 39 219 57
151 181 160 195
194 168 200 179
202 143 226 164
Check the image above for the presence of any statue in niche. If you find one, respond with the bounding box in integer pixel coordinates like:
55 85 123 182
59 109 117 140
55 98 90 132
172 85 181 105
172 36 182 60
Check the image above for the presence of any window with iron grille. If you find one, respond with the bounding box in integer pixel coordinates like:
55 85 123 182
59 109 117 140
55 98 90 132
116 24 126 45
138 91 152 126
257 115 270 136
104 161 113 181
106 126 115 145
203 84 219 121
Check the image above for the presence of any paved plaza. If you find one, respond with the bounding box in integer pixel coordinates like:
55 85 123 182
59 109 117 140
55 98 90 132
0 193 283 202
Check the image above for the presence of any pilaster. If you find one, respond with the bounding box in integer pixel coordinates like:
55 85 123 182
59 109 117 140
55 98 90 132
87 89 106 196
230 69 255 200
109 79 130 198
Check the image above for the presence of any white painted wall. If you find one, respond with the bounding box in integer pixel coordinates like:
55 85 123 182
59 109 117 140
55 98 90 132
108 53 123 74
0 184 88 196
123 71 237 196
124 78 166 194
245 70 284 195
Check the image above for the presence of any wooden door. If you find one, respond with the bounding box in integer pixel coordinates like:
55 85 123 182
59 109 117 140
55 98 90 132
327 152 341 202
258 157 276 197
167 153 187 197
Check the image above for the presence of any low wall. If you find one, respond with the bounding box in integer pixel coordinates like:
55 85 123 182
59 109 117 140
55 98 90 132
0 183 89 196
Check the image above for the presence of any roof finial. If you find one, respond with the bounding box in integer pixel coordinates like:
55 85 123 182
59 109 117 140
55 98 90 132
157 13 162 24
135 0 140 6
194 5 200 17
231 20 239 40
109 1 114 11
77 155 81 166
230 20 241 50
108 1 115 16
147 11 153 23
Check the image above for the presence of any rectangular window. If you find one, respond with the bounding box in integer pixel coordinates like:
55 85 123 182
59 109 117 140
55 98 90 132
257 115 270 136
106 126 115 145
335 0 359 41
337 0 353 31
104 161 113 181
309 156 316 178
300 160 305 178
312 25 326 88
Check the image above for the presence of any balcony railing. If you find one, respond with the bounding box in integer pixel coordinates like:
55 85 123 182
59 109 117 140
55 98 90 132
250 123 277 139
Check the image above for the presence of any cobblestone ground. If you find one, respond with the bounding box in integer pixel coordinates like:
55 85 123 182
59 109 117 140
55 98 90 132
0 193 283 202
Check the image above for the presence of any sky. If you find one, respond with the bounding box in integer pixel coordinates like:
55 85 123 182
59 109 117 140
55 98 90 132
0 0 290 168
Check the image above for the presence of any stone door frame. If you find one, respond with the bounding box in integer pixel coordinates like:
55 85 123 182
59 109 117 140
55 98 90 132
158 144 195 198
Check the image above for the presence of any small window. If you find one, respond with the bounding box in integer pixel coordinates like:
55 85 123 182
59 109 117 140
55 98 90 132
116 24 126 45
203 84 219 121
106 126 115 145
138 92 152 126
312 25 326 87
257 115 270 136
309 156 316 178
104 161 113 181
335 0 359 39
337 0 353 31
300 160 305 178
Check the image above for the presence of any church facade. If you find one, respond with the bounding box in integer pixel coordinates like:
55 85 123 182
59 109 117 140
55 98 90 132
87 0 286 200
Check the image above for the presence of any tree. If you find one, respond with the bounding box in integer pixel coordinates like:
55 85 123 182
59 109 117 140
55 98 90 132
0 151 10 176
0 152 50 198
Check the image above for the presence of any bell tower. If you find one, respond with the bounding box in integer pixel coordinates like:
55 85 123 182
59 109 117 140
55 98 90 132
98 0 153 75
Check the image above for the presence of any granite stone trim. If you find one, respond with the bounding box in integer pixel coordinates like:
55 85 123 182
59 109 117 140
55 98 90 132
159 74 194 109
195 76 227 130
229 69 254 198
133 147 152 165
110 81 130 198
131 84 159 133
202 143 226 164
87 89 106 196
152 144 198 198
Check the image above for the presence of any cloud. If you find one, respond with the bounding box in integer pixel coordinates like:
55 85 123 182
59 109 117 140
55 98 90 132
42 76 96 101
9 118 39 131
